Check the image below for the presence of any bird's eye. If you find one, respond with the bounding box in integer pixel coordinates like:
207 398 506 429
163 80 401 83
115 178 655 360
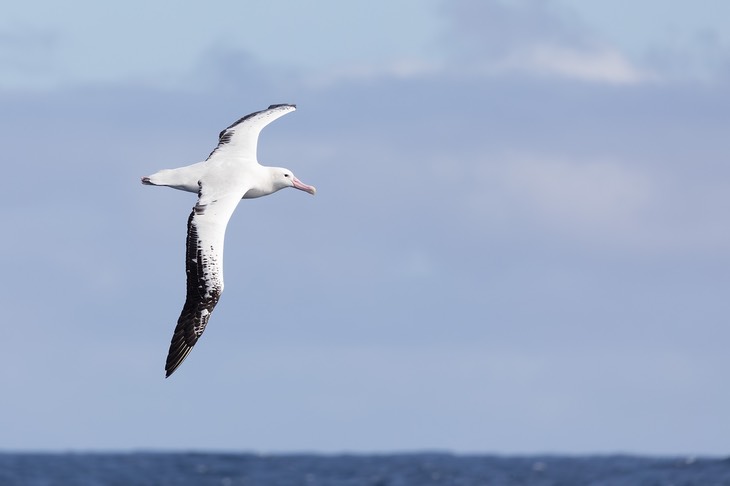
284 174 290 178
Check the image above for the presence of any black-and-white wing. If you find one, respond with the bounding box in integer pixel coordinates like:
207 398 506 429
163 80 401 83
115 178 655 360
206 104 296 162
165 183 248 377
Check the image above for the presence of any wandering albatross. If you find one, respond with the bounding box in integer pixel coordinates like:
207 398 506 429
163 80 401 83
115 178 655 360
141 104 316 378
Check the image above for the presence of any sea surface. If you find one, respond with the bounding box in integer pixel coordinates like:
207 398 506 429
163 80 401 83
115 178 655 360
1 452 729 485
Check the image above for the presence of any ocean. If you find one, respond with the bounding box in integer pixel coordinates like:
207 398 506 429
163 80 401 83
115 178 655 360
1 452 729 485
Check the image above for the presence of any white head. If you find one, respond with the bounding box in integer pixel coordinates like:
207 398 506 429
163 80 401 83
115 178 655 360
271 167 317 195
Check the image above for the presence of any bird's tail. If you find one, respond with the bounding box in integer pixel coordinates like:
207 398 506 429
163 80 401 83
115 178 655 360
140 167 201 193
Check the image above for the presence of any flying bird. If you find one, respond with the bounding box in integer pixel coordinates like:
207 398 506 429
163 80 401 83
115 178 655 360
141 104 316 378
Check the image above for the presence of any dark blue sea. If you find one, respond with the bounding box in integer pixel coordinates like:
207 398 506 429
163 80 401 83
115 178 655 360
1 452 729 485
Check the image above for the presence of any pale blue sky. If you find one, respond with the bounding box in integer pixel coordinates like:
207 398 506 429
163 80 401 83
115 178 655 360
3 0 730 88
1 0 729 455
566 0 730 53
1 0 442 88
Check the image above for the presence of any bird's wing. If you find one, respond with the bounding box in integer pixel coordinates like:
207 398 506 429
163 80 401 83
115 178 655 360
165 182 249 378
205 104 296 163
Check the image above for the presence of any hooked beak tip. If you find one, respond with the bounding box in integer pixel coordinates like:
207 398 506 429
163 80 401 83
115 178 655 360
292 177 316 195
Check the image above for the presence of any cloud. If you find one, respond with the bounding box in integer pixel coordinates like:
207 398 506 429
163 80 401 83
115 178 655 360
261 0 653 89
466 153 660 250
495 44 651 84
486 154 653 226
303 59 444 87
440 0 653 84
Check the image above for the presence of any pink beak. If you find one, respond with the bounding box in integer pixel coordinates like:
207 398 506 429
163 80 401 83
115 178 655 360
292 177 317 195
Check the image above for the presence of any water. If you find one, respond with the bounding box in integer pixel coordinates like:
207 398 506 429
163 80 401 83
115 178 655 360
1 452 729 485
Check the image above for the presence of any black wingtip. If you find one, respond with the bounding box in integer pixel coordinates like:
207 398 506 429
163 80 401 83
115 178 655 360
165 354 187 378
165 341 194 378
165 361 177 378
268 103 296 109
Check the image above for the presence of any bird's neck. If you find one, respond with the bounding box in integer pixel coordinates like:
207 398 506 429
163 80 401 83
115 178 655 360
242 166 282 199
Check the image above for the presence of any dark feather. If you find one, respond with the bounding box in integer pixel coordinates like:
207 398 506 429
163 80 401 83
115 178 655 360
164 207 222 378
205 104 296 160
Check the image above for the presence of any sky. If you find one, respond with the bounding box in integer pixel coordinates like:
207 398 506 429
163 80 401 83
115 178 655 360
1 0 729 456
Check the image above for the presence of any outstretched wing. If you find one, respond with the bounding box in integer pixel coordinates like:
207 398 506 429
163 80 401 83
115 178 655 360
165 183 248 378
206 104 296 162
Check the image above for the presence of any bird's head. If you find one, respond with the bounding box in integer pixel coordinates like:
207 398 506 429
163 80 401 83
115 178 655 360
273 167 316 195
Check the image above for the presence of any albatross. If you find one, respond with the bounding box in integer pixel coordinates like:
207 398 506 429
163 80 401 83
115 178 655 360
141 104 316 378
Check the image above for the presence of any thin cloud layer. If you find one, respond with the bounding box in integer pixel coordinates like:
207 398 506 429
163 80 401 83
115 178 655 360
440 0 652 83
497 45 650 83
